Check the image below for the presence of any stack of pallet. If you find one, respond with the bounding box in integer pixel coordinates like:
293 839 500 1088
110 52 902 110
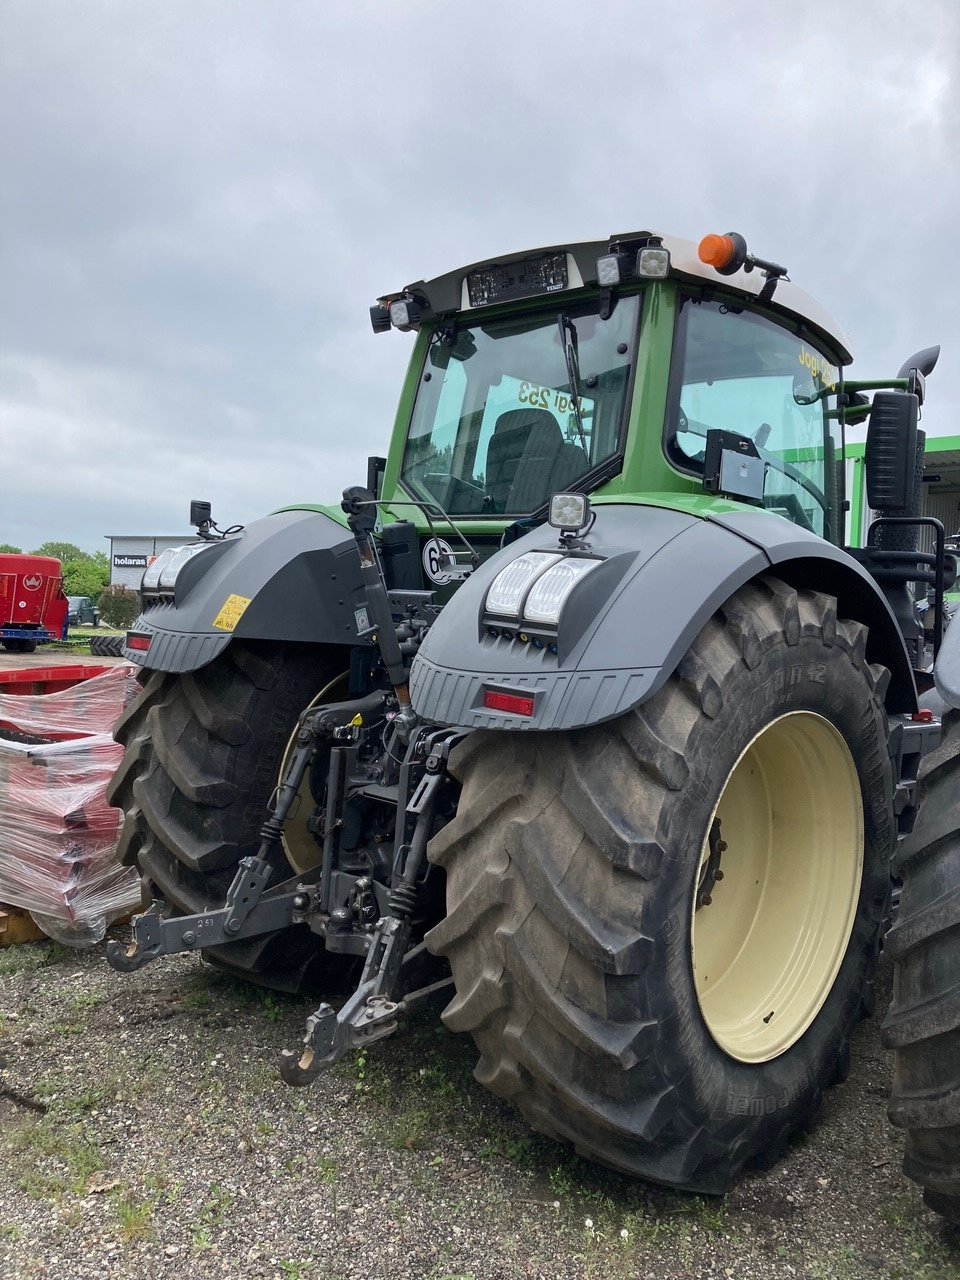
0 664 142 945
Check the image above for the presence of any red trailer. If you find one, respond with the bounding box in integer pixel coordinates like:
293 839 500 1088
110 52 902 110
0 554 69 652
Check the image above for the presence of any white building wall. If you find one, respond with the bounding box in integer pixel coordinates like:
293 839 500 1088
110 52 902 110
107 536 193 590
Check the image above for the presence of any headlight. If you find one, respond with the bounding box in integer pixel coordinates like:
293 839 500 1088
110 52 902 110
485 552 562 618
142 543 208 592
522 558 602 625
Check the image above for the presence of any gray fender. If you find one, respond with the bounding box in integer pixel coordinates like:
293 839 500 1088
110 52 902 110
935 612 960 710
409 503 917 732
126 509 366 672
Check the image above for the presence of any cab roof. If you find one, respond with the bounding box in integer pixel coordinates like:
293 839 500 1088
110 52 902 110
404 231 853 365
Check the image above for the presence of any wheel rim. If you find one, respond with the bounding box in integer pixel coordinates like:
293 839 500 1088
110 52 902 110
280 671 350 874
691 711 864 1063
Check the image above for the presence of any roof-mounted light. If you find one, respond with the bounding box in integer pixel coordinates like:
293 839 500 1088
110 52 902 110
596 252 629 286
596 239 671 286
369 303 391 334
370 294 424 334
698 232 748 275
390 298 422 331
637 245 670 278
698 231 789 300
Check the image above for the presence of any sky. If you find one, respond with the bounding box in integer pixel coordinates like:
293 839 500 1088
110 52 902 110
2 0 958 554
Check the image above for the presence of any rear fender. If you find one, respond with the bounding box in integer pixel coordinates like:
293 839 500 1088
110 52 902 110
409 504 917 732
127 509 366 673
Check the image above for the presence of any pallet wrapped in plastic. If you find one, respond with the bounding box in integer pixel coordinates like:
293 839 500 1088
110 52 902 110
0 663 139 739
0 665 141 947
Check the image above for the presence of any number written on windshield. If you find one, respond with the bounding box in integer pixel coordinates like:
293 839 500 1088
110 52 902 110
517 381 577 416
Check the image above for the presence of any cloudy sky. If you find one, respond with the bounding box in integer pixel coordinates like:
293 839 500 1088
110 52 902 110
2 0 957 554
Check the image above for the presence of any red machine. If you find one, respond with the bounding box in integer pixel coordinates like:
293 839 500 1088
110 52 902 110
0 554 69 652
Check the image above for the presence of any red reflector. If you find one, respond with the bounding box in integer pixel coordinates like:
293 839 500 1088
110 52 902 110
911 708 935 723
127 633 151 652
483 689 535 717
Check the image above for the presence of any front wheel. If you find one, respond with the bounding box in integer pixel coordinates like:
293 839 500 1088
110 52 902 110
427 576 894 1193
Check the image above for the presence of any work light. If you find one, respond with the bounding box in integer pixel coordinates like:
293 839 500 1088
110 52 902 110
142 544 209 592
369 304 391 334
637 246 670 278
596 253 626 286
390 299 422 331
485 552 562 618
522 557 602 625
548 492 590 532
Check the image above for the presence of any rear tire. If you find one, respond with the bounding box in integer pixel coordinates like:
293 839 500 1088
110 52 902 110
107 641 341 991
91 634 125 657
427 576 894 1192
882 710 960 1225
1 639 37 653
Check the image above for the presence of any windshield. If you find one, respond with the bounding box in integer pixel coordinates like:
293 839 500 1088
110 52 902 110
666 297 844 541
400 295 640 516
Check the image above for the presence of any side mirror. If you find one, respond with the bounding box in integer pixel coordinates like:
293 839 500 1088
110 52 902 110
366 456 387 500
896 344 940 405
865 392 919 512
896 344 940 380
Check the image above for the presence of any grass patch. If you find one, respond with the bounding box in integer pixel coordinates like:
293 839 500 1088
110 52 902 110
112 1190 156 1242
35 1075 114 1115
0 939 72 977
391 1106 432 1152
7 1114 106 1200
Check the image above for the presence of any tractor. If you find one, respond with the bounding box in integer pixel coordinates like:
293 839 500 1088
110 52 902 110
105 229 959 1218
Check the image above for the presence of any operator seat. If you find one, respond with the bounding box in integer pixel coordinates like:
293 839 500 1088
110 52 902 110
485 408 589 513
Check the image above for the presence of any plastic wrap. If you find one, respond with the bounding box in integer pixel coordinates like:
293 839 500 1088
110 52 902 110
0 663 139 739
0 665 142 946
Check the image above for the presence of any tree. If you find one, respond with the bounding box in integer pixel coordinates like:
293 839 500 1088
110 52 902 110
0 543 22 554
27 542 110 601
97 584 140 630
63 557 110 600
31 541 87 562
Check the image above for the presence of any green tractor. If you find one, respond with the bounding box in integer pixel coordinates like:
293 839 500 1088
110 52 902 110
106 229 959 1216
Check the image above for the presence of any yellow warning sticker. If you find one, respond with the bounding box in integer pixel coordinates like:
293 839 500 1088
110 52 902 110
212 593 252 632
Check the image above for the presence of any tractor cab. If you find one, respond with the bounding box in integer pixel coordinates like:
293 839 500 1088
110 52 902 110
372 230 946 672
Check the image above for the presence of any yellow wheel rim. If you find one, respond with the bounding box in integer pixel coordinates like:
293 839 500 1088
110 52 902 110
691 711 864 1063
279 671 350 874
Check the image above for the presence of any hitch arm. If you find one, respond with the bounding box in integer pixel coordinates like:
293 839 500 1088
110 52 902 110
105 857 309 973
279 917 412 1085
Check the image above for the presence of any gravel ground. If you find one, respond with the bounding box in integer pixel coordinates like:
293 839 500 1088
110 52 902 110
0 938 957 1280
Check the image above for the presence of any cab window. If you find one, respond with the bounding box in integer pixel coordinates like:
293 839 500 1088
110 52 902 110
666 297 843 541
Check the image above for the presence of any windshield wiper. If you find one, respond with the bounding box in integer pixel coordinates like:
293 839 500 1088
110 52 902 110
557 313 589 457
